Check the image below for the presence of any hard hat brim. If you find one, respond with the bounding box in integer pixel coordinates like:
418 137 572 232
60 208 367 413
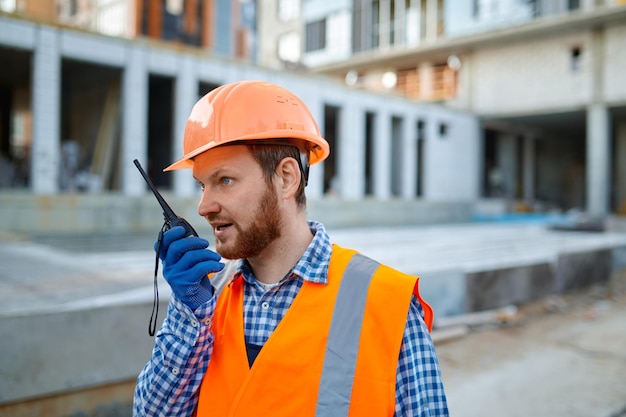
164 130 330 172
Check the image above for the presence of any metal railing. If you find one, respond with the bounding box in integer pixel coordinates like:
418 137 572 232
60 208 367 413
0 0 133 38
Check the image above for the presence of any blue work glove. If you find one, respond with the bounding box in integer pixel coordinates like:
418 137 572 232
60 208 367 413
155 226 225 310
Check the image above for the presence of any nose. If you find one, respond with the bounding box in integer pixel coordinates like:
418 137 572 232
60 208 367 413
197 188 220 218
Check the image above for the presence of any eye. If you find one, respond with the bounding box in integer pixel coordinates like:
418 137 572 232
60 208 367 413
197 181 205 191
221 177 233 186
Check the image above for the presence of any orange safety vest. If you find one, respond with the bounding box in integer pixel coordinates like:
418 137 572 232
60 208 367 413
197 245 433 417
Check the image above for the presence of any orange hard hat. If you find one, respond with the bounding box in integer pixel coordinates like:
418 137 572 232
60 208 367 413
164 80 330 171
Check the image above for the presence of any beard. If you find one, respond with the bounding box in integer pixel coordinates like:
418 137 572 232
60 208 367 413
214 185 282 260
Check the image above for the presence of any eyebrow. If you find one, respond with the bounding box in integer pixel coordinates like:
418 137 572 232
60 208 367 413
194 167 231 183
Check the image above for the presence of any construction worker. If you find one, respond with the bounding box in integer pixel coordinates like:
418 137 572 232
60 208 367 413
133 80 449 416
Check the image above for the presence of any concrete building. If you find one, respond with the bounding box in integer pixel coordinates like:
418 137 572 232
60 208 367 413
296 0 626 217
256 0 304 69
0 3 479 234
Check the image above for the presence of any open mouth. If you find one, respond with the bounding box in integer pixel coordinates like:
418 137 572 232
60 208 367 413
215 223 232 232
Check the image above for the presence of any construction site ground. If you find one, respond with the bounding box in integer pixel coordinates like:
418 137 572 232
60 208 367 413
435 269 626 417
2 220 626 417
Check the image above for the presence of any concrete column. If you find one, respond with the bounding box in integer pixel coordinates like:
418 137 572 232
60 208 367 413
394 0 406 46
616 122 626 213
522 132 535 201
454 54 471 109
31 27 60 194
418 62 433 100
339 104 364 200
497 133 518 199
121 45 148 196
373 110 391 200
379 0 390 48
422 116 439 199
406 1 420 46
401 115 417 199
306 96 325 200
172 55 198 197
425 0 438 42
586 104 610 216
276 81 325 199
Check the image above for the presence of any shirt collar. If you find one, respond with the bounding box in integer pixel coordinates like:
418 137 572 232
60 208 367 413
235 220 332 285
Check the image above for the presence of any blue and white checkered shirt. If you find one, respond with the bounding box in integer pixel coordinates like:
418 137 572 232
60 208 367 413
134 221 449 416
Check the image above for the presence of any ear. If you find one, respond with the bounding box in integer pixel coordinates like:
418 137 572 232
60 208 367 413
275 157 301 200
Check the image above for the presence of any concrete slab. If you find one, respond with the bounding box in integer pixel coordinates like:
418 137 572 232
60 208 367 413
0 237 156 316
0 300 167 403
556 249 613 293
465 262 555 311
417 270 467 317
2 221 626 407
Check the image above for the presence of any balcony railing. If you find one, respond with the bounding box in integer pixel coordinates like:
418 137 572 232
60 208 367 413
0 0 133 38
397 64 457 102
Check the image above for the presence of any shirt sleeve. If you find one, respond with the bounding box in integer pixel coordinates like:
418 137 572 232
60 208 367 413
394 296 450 416
133 294 216 417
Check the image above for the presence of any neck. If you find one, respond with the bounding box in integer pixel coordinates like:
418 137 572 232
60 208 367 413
247 214 312 285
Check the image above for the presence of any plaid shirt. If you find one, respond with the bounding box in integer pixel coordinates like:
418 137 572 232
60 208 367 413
134 221 449 416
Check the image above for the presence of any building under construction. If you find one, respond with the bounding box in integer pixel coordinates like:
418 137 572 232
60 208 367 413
291 0 626 217
2 0 625 233
0 1 479 234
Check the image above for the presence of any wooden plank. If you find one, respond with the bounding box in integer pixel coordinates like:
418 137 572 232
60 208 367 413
90 80 120 190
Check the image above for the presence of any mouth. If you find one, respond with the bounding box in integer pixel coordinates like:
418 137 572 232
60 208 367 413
212 222 233 234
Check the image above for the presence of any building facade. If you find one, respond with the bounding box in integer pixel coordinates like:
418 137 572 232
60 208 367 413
295 0 626 216
0 6 480 232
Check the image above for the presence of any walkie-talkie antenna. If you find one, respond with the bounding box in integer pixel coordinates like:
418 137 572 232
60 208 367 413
133 159 178 222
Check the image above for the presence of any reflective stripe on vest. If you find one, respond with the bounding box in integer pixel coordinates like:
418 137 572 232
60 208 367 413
315 253 378 417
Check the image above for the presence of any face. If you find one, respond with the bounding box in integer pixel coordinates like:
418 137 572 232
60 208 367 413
193 145 282 260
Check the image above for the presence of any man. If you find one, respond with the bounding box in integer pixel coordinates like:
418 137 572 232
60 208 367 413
134 80 449 416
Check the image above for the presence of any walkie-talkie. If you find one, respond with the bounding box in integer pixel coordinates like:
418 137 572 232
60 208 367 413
133 159 198 336
133 159 198 238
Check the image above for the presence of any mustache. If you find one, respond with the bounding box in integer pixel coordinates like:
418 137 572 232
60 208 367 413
206 214 231 224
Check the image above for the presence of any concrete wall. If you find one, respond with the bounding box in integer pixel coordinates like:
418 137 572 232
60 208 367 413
0 193 474 235
465 23 626 116
420 246 626 322
256 0 303 69
0 299 166 405
604 24 626 103
469 31 594 114
423 111 481 201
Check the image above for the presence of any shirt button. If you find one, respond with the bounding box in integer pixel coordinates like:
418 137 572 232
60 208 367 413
203 318 211 326
261 301 270 310
190 320 198 327
172 367 180 375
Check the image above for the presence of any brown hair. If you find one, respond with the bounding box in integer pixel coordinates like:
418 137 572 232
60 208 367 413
247 144 307 207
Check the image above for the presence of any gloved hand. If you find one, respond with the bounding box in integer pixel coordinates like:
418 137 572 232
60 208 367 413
155 226 225 310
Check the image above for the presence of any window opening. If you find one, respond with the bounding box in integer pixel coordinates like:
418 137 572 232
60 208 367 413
365 112 375 196
416 119 425 196
391 116 404 197
305 19 326 52
439 122 448 137
570 46 582 72
323 105 339 195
